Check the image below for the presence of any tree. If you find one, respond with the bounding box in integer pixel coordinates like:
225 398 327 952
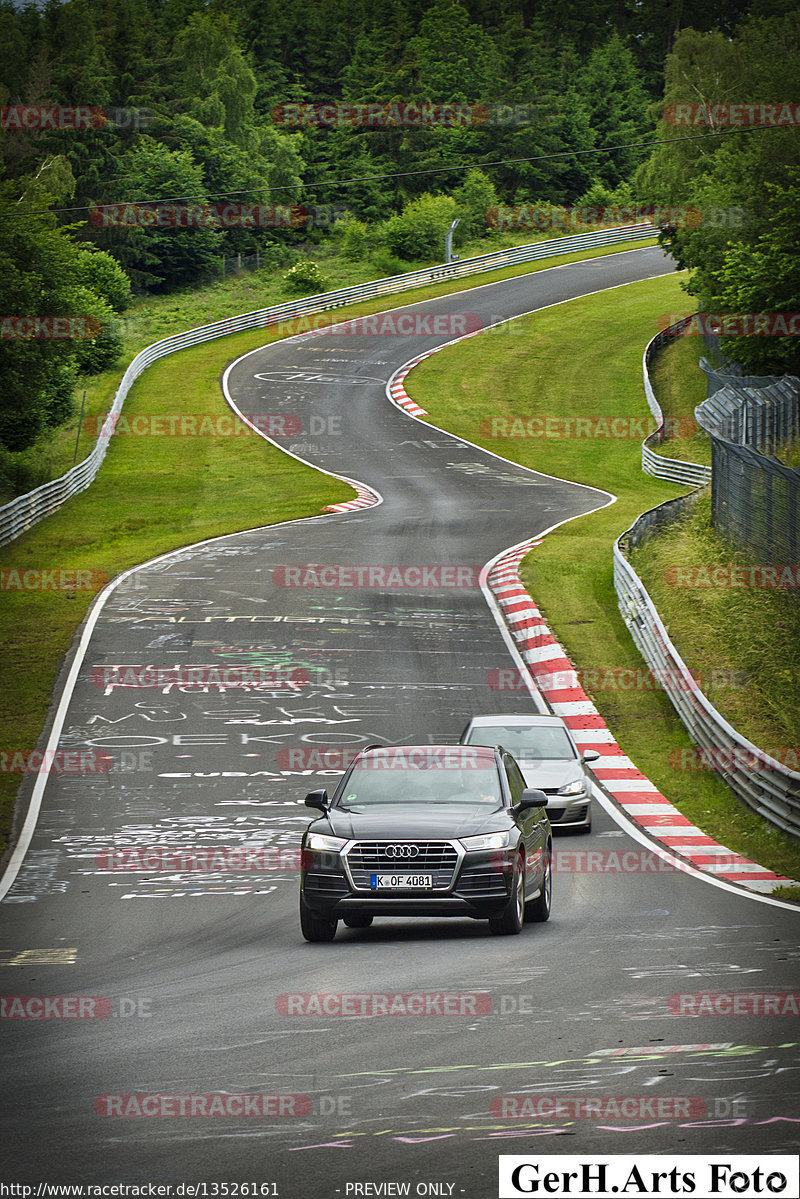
636 13 800 374
45 0 112 107
576 33 653 187
0 179 131 451
406 0 501 103
89 139 224 290
454 169 498 236
705 171 800 374
340 1 415 102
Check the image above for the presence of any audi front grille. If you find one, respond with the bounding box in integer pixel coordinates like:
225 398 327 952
344 840 462 890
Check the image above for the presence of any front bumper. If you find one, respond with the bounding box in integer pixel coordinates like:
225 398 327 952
301 842 517 920
542 795 591 828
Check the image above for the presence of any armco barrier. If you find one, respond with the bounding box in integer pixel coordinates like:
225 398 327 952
616 335 800 840
0 224 656 548
640 319 712 488
614 524 800 838
615 320 800 839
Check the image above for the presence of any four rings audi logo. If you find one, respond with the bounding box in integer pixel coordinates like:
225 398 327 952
384 844 420 858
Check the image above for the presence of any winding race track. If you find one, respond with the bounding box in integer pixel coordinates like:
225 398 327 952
2 248 798 1193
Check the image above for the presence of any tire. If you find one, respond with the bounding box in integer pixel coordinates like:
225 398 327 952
343 914 373 929
488 852 525 936
524 845 551 922
300 894 338 942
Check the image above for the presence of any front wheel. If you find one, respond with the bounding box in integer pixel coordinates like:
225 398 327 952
524 845 551 922
488 853 525 935
300 894 338 942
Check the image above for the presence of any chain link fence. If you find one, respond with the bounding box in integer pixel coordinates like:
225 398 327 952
221 251 266 276
695 368 800 564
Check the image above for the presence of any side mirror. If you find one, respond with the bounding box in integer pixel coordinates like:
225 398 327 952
581 750 600 764
518 787 548 809
304 789 329 811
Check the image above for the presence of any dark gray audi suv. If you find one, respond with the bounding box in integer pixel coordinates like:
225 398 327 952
299 744 551 942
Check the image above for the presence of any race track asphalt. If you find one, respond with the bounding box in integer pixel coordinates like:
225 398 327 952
2 247 798 1194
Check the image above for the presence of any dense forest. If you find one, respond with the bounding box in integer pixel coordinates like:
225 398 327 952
1 0 798 452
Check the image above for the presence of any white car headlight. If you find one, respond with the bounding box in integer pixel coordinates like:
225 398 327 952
306 832 347 852
557 779 587 797
460 831 513 851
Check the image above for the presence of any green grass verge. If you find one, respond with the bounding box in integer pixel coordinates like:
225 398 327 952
0 330 350 852
405 272 800 881
0 236 657 856
630 493 800 749
0 236 657 505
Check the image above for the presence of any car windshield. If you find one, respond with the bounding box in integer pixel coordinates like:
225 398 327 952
466 724 576 760
336 748 502 806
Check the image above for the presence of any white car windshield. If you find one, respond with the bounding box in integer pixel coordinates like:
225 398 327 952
467 725 576 760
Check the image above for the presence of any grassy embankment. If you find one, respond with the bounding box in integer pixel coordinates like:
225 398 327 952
1 230 655 504
404 273 800 883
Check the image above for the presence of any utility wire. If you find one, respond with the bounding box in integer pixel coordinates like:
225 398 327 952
2 124 782 219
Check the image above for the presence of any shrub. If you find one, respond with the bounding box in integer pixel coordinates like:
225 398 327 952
383 193 460 262
454 169 499 237
339 217 369 261
369 250 408 278
283 259 327 293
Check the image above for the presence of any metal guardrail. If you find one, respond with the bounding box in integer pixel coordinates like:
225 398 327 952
641 443 712 489
616 322 800 840
613 523 800 839
641 319 712 488
0 223 657 548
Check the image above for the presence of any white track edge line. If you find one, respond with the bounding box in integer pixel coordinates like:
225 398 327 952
0 413 387 904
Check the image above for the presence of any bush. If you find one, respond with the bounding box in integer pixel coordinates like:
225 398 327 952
75 248 132 313
339 217 369 261
369 250 408 278
454 170 499 237
383 193 461 262
576 180 636 208
70 288 124 375
283 259 327 293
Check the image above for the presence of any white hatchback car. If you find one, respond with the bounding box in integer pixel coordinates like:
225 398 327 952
460 714 598 832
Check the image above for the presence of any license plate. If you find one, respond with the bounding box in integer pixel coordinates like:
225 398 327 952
370 873 433 889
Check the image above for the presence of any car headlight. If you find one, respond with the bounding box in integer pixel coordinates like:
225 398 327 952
305 832 347 852
460 831 514 851
557 779 587 797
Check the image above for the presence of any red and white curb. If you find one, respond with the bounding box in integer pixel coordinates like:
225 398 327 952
388 354 433 418
487 540 797 896
386 321 499 420
324 482 380 513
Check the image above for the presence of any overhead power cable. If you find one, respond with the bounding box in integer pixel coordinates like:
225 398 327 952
2 125 782 219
